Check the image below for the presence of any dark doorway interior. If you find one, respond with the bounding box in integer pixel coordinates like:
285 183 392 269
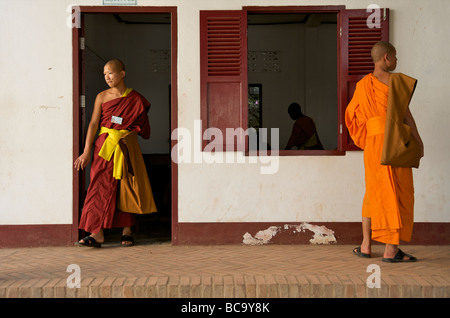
82 13 172 244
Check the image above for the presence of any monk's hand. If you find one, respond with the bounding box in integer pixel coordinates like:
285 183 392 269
74 152 90 171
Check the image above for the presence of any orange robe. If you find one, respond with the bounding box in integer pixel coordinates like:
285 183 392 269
345 73 414 245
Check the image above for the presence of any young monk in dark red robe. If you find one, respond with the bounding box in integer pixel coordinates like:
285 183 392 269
74 59 153 247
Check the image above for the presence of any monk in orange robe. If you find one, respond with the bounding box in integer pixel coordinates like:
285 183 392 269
345 42 424 262
74 59 153 247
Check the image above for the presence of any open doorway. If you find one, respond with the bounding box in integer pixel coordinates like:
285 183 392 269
247 13 338 151
79 11 174 244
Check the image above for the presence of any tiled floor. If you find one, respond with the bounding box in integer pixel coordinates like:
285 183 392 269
0 233 449 298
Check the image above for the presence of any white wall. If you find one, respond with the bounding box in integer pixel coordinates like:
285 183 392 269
0 0 449 227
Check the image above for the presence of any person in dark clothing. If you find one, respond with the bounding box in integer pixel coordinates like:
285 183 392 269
285 102 323 150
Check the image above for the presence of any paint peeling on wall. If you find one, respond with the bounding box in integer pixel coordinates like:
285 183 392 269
242 226 280 245
288 223 337 245
242 223 337 245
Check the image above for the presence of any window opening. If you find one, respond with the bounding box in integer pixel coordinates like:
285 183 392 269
247 13 338 152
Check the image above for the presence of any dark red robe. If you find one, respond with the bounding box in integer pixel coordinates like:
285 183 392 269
79 90 150 234
285 116 323 150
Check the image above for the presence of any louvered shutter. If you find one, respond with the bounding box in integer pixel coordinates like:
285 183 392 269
338 8 389 151
200 10 248 151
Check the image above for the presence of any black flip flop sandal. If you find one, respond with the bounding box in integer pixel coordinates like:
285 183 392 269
121 235 135 247
353 246 371 258
382 249 417 263
76 236 102 248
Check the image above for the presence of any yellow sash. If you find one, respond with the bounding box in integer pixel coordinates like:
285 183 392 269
98 127 130 180
97 88 134 179
122 87 133 97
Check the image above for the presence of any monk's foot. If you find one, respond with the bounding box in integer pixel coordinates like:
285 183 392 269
382 248 417 263
121 227 134 247
77 234 103 248
77 231 104 246
121 235 134 247
353 246 371 258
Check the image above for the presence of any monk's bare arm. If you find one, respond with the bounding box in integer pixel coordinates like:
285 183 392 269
404 107 424 157
74 94 104 170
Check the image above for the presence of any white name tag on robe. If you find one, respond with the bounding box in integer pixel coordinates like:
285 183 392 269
111 116 123 125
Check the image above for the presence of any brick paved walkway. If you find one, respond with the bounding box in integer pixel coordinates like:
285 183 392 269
0 239 449 299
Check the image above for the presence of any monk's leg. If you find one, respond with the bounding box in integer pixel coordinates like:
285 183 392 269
384 244 397 258
361 217 372 254
122 226 132 236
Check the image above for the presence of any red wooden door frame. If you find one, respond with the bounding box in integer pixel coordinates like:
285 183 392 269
72 6 179 244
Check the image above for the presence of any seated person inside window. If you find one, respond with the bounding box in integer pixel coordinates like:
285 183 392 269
285 102 324 150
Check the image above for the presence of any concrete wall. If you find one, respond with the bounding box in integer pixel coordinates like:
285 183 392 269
0 0 448 229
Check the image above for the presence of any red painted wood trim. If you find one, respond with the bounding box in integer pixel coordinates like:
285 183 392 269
78 6 178 14
244 6 345 13
72 14 81 244
0 222 447 247
0 225 74 248
176 222 450 245
169 9 179 245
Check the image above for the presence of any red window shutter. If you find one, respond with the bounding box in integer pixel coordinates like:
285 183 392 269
338 8 389 151
200 10 248 151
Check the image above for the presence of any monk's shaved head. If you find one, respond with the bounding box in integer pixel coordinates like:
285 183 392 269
105 59 125 72
371 41 396 63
